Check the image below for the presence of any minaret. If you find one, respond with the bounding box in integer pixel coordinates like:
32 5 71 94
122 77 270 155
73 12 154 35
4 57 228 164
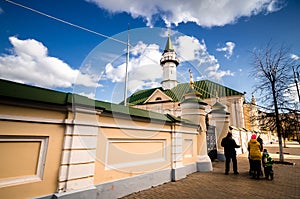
160 31 180 90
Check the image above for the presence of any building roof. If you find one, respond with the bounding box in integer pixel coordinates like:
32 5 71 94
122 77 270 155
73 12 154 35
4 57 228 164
0 78 68 105
127 79 244 105
180 98 208 105
164 35 174 52
0 79 197 125
212 101 227 109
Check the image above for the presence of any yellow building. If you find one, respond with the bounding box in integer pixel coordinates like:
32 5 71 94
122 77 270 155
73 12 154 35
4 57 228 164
243 94 260 132
0 36 256 199
0 79 209 199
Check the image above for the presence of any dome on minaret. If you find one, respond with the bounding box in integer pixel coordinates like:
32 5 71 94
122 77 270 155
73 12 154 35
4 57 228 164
160 34 179 66
164 36 174 52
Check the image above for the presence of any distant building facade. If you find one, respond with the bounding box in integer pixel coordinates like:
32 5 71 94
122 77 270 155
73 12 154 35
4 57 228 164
243 93 260 132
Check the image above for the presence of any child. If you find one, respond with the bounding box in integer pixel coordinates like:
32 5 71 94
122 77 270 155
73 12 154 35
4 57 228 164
262 149 274 180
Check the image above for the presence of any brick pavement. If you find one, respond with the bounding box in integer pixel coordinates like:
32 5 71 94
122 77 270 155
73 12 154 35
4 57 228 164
121 142 300 199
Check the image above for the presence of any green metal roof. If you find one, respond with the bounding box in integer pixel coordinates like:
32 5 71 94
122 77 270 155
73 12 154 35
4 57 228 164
164 36 174 52
0 78 69 105
95 100 169 121
212 101 227 109
126 87 160 106
209 109 230 115
127 80 243 105
0 79 179 123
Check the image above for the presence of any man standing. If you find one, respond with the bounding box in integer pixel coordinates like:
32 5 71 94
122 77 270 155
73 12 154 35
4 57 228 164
257 135 264 151
221 132 240 175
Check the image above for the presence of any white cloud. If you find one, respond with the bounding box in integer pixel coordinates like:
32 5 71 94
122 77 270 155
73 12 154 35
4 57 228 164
175 36 206 61
267 0 287 12
86 0 285 27
205 63 234 80
104 35 234 92
216 42 235 59
104 41 162 93
0 36 100 89
105 62 126 83
291 54 299 60
78 91 96 99
174 35 234 81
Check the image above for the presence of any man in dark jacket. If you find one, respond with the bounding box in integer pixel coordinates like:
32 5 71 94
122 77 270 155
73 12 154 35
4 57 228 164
257 135 263 151
221 132 240 175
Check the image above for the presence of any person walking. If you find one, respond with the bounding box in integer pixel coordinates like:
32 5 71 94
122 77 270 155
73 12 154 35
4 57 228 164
221 132 240 175
248 134 262 179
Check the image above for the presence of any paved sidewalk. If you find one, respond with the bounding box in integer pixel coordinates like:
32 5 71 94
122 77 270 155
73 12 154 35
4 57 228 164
121 142 300 199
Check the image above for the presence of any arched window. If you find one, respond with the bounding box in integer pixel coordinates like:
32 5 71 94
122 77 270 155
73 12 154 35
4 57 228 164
155 97 162 101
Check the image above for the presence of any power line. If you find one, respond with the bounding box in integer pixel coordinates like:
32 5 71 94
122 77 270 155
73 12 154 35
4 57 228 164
5 0 160 65
5 0 128 45
124 24 130 106
5 0 163 103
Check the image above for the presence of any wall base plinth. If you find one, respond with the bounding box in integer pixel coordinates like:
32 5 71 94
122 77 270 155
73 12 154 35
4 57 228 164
196 155 213 172
171 167 187 181
53 186 97 199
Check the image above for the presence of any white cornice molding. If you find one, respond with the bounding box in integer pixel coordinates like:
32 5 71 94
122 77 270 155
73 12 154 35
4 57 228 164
0 114 198 134
0 114 65 124
67 106 103 115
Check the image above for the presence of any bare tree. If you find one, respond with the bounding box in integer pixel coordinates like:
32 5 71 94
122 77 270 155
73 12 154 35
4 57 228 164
250 41 296 162
256 110 276 132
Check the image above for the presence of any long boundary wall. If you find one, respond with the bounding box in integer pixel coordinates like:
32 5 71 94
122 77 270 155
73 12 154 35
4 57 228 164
0 93 201 199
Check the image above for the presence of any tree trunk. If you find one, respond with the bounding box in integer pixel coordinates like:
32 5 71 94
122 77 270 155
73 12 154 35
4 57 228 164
272 83 284 162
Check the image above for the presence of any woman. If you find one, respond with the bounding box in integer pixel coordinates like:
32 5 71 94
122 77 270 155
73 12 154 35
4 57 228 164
248 134 262 179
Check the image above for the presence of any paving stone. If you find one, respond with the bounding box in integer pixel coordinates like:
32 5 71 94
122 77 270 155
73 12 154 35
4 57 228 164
121 142 300 199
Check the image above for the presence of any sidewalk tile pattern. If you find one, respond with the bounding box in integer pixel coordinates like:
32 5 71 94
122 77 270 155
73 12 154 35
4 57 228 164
121 142 300 199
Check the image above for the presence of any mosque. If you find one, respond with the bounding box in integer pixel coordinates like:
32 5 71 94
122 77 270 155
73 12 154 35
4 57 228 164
127 36 256 130
0 35 262 199
125 35 258 158
127 34 246 129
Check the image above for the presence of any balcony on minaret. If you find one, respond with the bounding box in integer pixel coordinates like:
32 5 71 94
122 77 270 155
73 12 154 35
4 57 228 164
160 51 180 65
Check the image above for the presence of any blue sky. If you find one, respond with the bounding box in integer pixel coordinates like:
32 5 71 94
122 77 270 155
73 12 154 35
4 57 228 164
0 0 299 103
